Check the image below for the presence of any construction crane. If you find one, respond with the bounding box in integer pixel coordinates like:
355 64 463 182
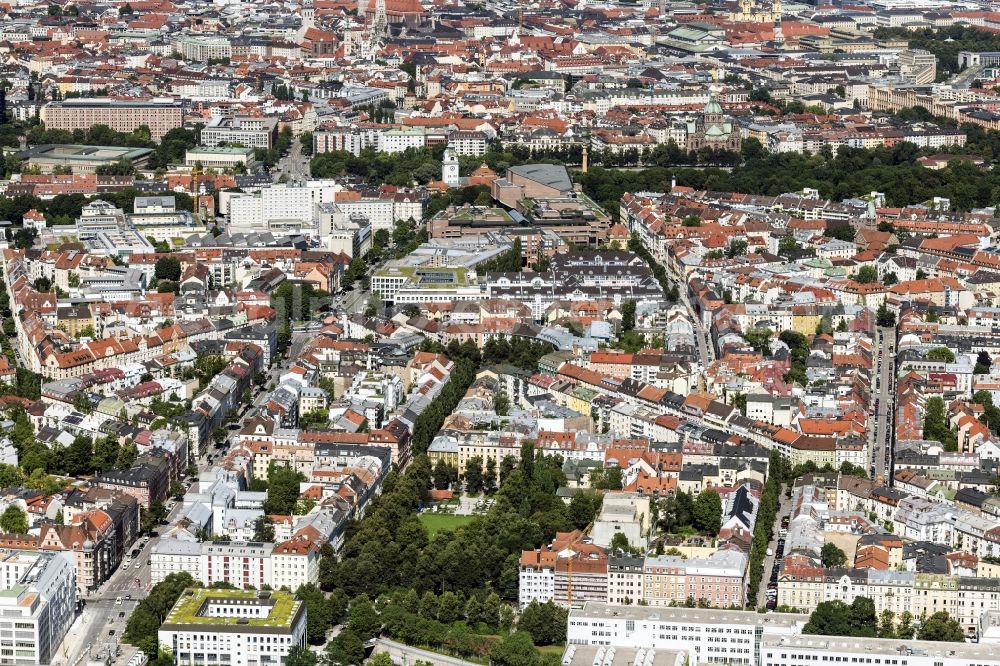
566 555 573 606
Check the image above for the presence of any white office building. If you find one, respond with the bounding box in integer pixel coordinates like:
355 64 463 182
567 602 1000 666
228 183 340 235
335 197 395 231
762 635 1000 666
0 549 77 665
159 589 307 666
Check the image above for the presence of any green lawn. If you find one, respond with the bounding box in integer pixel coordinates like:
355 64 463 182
419 512 475 536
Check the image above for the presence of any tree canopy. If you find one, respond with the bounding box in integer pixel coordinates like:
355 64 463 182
803 598 877 638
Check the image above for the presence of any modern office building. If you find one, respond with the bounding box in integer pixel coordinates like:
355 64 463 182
566 602 1000 666
40 99 183 140
176 35 233 62
227 183 341 236
201 116 279 149
185 146 256 170
158 588 307 666
0 549 77 665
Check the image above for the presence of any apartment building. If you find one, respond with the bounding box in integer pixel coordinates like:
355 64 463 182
335 197 395 231
779 566 1000 638
150 539 201 584
271 539 321 591
643 550 747 608
448 130 488 156
203 541 273 590
607 554 645 605
95 462 168 509
313 125 443 156
40 99 183 140
519 531 608 608
0 550 76 665
151 538 320 591
159 589 307 666
186 345 264 458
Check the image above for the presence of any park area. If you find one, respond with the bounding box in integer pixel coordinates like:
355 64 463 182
419 512 475 536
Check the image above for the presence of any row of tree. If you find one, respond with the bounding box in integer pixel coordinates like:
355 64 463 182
627 234 679 300
747 451 783 604
310 146 448 187
923 396 957 452
804 597 965 642
579 140 1000 223
476 238 524 273
1 188 195 230
2 406 138 480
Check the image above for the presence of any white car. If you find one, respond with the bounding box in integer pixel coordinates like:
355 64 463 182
133 561 141 569
115 597 122 606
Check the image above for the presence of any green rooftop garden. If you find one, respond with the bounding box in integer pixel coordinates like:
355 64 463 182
451 207 512 222
163 588 301 628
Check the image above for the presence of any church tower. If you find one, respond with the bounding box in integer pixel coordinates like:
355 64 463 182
302 0 314 27
373 0 388 37
442 149 460 187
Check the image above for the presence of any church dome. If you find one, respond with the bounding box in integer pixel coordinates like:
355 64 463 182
704 92 724 116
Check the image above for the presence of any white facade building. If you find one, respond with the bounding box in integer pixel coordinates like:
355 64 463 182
228 183 341 235
158 589 307 666
567 602 1000 666
150 538 203 584
151 539 320 590
518 560 555 607
203 542 273 590
0 549 77 665
271 540 321 592
335 197 395 231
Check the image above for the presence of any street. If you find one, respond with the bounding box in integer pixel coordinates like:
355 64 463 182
679 286 714 368
374 638 480 666
58 500 186 666
271 137 311 183
663 255 714 369
871 326 897 485
756 484 791 610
